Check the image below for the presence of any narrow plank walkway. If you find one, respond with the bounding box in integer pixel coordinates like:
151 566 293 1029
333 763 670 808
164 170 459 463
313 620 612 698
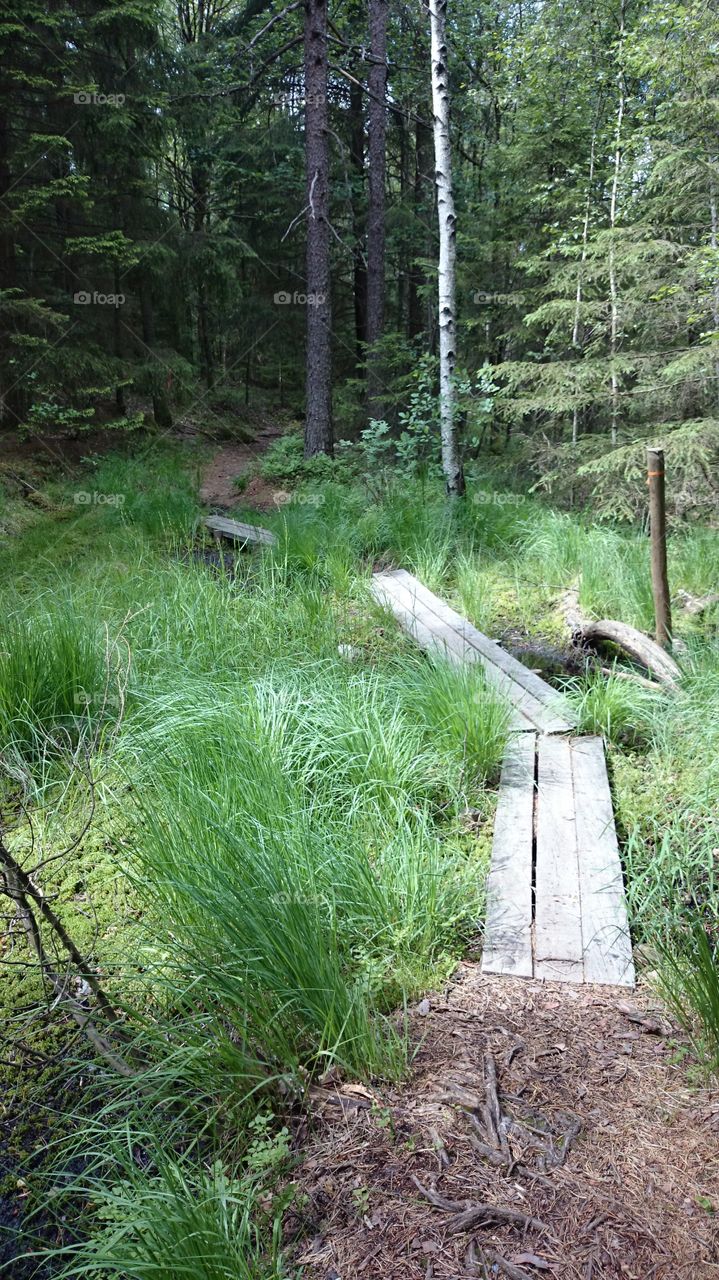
372 568 635 988
205 515 277 546
371 568 576 734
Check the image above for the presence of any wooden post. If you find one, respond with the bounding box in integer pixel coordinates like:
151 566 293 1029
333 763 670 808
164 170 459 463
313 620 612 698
647 447 672 649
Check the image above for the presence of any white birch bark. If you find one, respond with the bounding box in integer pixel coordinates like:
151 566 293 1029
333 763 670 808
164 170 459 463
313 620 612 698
429 0 464 495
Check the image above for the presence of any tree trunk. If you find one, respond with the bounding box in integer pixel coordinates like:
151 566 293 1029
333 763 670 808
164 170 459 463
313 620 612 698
558 586 681 686
366 0 387 418
708 166 719 402
608 0 626 447
304 0 333 457
0 99 23 428
397 111 410 334
139 279 173 430
113 262 126 415
349 75 367 371
192 165 214 391
429 0 464 496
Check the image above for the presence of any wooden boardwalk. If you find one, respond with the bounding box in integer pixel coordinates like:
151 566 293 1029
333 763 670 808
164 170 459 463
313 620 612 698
371 569 635 988
371 569 575 734
205 515 277 547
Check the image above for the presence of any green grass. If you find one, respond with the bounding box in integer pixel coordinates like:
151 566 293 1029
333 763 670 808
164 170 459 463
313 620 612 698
565 666 664 746
40 1140 287 1280
0 608 115 763
2 439 719 1276
658 920 719 1077
118 657 498 1080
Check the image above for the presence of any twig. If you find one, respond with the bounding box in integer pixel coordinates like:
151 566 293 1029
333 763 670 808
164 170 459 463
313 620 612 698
0 834 133 1077
553 1116 582 1168
428 1126 450 1168
411 1177 461 1211
450 1203 549 1236
468 1132 508 1167
466 1239 535 1280
411 1178 549 1236
483 1052 510 1159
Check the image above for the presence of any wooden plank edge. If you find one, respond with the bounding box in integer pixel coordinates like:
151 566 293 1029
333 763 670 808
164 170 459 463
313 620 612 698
375 569 576 733
385 568 577 726
534 735 584 979
371 574 556 734
205 516 277 546
572 736 635 988
481 734 536 979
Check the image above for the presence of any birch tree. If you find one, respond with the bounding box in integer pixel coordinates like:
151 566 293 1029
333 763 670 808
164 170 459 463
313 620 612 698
429 0 464 496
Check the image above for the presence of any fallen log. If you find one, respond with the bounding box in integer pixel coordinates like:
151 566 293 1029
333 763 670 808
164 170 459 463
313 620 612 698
558 586 681 687
675 588 719 617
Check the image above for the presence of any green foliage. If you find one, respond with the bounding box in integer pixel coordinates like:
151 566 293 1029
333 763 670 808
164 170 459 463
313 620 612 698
341 356 443 486
388 655 510 783
0 609 111 761
48 1148 286 1280
659 919 719 1078
565 666 662 746
258 432 338 489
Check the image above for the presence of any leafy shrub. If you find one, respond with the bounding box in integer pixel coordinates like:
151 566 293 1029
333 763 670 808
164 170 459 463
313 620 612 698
259 432 335 486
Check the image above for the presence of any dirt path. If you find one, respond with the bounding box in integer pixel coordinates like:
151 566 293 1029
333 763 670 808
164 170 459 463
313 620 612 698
287 965 719 1279
199 421 284 511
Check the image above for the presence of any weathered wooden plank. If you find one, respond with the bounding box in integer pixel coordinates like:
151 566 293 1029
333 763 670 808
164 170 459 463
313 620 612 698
535 735 584 983
372 569 635 989
572 737 635 987
370 573 536 732
386 569 576 729
371 570 565 733
205 515 277 546
482 733 536 978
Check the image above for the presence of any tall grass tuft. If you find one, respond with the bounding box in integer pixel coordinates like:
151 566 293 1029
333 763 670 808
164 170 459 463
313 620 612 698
565 666 663 745
0 608 111 760
388 654 510 784
45 1140 285 1280
120 669 485 1080
659 918 719 1077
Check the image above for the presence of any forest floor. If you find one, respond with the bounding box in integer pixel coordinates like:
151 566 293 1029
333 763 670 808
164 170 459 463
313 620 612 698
285 964 719 1280
199 417 283 509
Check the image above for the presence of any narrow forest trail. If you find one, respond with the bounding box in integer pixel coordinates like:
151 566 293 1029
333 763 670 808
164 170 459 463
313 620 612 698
288 964 719 1279
199 420 283 510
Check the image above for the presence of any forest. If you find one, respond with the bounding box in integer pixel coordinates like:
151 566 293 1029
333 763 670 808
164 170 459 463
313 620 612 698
1 0 719 1277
